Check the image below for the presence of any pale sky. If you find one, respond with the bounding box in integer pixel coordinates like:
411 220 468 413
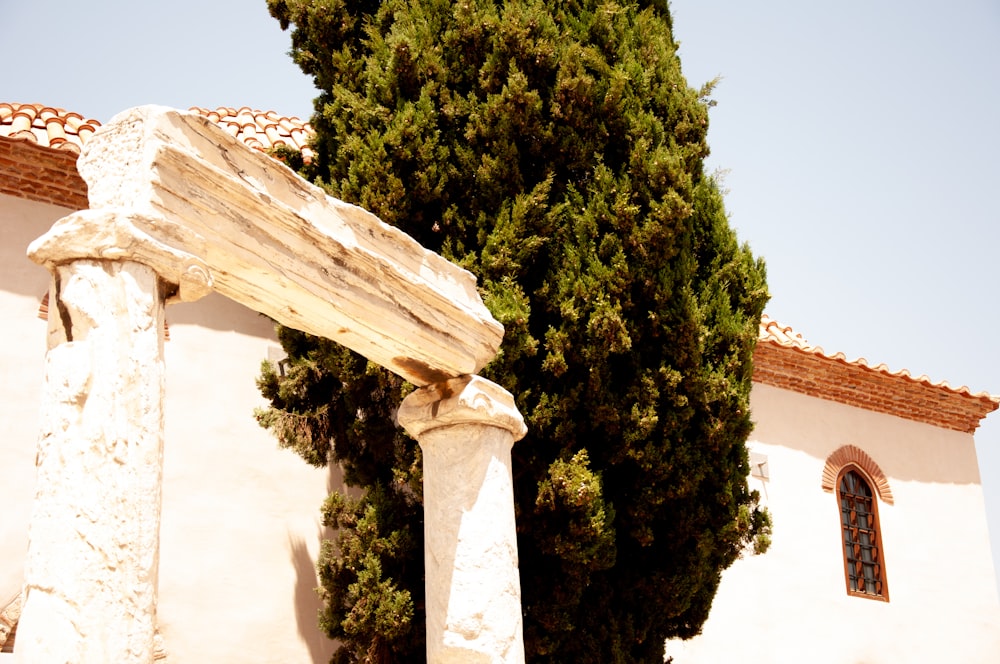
3 0 1000 595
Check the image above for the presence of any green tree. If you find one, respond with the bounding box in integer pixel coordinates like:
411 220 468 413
258 0 770 661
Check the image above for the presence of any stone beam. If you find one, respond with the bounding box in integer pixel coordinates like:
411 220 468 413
29 105 502 386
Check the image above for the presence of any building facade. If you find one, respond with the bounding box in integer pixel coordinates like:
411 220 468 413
668 318 1000 663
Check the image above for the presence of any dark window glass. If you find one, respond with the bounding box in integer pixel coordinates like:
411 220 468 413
839 470 886 598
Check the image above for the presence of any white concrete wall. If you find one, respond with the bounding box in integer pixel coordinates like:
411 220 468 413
667 382 1000 664
1 193 338 662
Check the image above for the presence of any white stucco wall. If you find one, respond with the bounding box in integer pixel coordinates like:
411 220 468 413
157 293 337 663
1 193 338 662
0 194 59 613
667 382 1000 664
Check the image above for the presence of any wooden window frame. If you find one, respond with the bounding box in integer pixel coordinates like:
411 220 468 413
837 464 890 602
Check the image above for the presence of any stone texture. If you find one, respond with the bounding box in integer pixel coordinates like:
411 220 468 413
398 376 527 664
0 591 23 650
28 209 213 306
40 105 503 386
16 260 165 663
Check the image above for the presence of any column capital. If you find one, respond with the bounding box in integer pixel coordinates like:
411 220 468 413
27 208 213 304
398 375 527 441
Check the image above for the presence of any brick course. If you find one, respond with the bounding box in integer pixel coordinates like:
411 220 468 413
0 137 87 210
753 340 997 434
821 444 894 503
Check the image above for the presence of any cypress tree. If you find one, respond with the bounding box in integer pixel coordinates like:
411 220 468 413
258 0 771 661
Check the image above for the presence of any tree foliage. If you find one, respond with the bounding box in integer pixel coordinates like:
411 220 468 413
259 0 770 661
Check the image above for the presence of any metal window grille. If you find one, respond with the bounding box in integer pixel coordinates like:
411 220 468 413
839 470 885 597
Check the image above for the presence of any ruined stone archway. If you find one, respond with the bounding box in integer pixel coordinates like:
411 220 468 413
19 106 526 664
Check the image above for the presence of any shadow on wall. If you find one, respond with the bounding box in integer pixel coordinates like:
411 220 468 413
0 196 62 299
289 534 335 663
750 385 983 486
328 460 361 498
288 462 357 661
166 292 278 337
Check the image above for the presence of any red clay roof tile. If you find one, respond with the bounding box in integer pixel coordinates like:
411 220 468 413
0 103 101 154
759 314 997 400
187 106 314 160
1 103 313 161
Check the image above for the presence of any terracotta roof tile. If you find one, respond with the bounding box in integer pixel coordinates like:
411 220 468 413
0 103 314 162
0 103 100 154
758 314 998 401
757 314 999 432
758 314 811 350
188 106 314 161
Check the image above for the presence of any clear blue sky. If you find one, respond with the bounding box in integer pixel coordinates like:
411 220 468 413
4 0 1000 593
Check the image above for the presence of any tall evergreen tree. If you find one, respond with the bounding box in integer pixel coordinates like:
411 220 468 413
257 0 770 661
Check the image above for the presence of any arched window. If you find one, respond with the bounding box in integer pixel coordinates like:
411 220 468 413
838 467 889 600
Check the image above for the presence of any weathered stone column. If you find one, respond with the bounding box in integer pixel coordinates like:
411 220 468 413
16 260 166 663
19 212 211 664
397 375 528 664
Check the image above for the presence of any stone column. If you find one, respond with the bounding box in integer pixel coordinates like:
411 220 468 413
16 260 166 663
397 375 528 664
19 211 212 664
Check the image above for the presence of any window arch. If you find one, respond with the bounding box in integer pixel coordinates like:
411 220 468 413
821 444 893 504
837 466 889 601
